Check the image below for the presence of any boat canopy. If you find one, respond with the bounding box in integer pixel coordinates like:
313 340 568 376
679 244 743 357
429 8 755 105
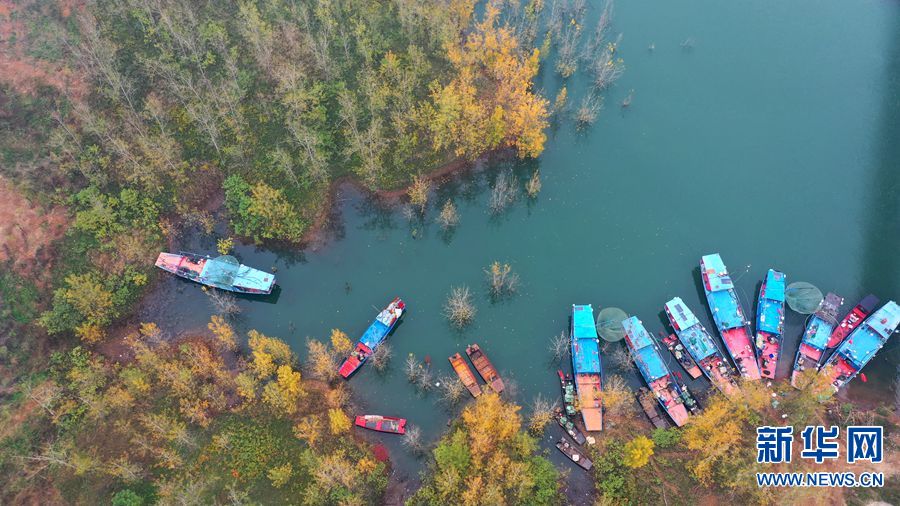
573 304 598 339
623 317 667 381
757 270 786 334
666 297 699 330
200 255 240 286
708 289 744 329
701 253 734 292
762 270 786 301
805 318 833 350
867 301 900 339
572 305 601 374
360 320 391 349
837 327 883 368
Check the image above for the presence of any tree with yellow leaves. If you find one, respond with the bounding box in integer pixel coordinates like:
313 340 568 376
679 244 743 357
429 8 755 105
262 364 304 416
330 329 353 357
207 315 237 351
328 408 352 435
622 435 654 468
428 4 549 161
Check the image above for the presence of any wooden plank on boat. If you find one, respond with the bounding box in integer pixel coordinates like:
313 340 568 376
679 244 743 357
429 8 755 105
449 353 482 398
466 344 504 393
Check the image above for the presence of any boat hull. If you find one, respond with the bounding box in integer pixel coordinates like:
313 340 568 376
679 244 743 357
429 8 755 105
339 298 405 379
556 439 593 470
571 305 603 431
355 415 406 434
449 353 482 398
155 252 275 294
755 269 786 380
465 344 504 393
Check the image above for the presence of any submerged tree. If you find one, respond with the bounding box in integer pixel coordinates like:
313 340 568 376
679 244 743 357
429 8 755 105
370 342 393 373
437 374 467 406
438 200 459 229
548 330 570 361
485 261 520 299
575 94 602 128
408 176 431 214
489 169 519 214
443 286 476 329
525 170 542 198
527 393 558 435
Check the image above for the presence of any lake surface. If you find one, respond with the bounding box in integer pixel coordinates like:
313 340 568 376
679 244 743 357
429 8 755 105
142 0 900 485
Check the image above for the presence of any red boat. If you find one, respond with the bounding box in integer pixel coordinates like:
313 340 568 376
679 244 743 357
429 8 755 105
338 298 405 378
354 415 407 434
825 294 880 350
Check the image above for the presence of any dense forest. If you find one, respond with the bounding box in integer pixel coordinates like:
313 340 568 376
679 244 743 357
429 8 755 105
2 0 898 505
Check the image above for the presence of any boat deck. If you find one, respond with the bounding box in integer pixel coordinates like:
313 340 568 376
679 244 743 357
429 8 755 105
575 372 603 431
757 331 780 379
722 327 761 379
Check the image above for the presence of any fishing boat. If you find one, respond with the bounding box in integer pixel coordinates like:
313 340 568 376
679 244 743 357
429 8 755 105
826 294 880 351
557 370 577 417
637 387 668 429
155 252 275 294
755 269 787 379
449 353 482 398
571 304 603 431
465 344 504 393
354 415 406 434
339 297 405 378
820 301 900 393
664 297 739 396
658 331 702 379
700 253 761 380
622 317 689 426
678 384 701 415
554 408 587 445
790 292 843 388
556 438 593 471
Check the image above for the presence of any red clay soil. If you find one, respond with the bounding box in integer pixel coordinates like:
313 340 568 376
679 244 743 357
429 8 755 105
0 0 87 100
0 177 69 281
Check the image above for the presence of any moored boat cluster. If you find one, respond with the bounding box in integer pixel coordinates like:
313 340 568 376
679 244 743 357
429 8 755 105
155 250 899 472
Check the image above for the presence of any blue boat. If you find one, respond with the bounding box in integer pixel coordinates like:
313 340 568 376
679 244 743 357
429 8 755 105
755 269 786 379
664 297 739 396
700 254 761 380
339 297 405 378
821 300 899 392
571 304 603 431
155 252 275 294
790 292 843 388
622 317 689 426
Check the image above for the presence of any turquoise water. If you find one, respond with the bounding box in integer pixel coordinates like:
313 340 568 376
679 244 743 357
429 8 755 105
143 0 900 484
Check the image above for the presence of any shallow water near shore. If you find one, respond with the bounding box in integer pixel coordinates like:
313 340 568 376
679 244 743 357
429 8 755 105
140 0 900 488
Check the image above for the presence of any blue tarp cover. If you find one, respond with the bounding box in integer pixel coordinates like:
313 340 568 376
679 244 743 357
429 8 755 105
868 301 900 339
838 327 884 368
679 326 718 361
667 297 699 330
707 289 745 329
702 253 734 292
572 305 601 373
622 317 654 349
635 347 668 381
803 317 833 350
763 269 786 301
360 320 390 349
573 304 598 339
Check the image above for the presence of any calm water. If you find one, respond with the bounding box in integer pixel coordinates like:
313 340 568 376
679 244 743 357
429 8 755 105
141 0 900 484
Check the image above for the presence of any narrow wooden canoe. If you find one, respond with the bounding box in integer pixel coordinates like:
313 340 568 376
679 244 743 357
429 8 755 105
637 387 668 429
355 415 406 434
466 344 504 393
556 438 593 470
449 353 482 398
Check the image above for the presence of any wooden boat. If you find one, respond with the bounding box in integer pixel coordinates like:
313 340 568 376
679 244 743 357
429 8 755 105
354 415 406 434
339 297 405 378
637 387 668 429
701 253 762 380
155 252 275 294
678 384 701 415
659 331 702 379
554 407 586 445
449 353 482 398
556 438 593 470
465 344 504 393
571 304 603 431
557 370 577 417
623 317 689 427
